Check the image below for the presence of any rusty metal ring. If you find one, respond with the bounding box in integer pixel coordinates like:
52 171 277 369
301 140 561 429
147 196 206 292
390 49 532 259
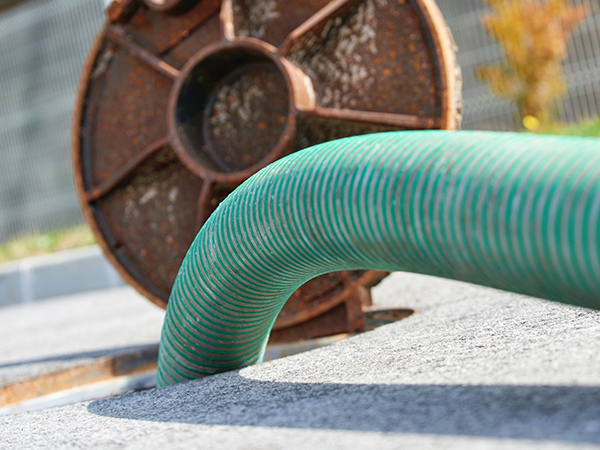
167 38 306 184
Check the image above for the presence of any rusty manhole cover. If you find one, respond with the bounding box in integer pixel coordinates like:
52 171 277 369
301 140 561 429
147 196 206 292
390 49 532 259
73 0 461 340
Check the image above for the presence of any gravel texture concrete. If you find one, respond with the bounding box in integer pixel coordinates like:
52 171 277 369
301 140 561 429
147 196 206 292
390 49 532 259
0 286 164 388
2 272 600 449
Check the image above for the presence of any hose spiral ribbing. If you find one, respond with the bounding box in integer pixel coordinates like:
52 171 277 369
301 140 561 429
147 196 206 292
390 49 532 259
158 131 600 386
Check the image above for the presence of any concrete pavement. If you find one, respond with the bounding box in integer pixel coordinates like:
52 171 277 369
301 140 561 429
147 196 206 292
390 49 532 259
0 286 164 411
1 272 600 449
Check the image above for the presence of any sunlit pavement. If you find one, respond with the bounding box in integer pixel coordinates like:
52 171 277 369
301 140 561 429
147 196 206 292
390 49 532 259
1 272 600 449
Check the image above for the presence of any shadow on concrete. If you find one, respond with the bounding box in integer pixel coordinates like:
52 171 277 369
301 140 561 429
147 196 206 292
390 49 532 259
0 344 158 369
87 372 600 443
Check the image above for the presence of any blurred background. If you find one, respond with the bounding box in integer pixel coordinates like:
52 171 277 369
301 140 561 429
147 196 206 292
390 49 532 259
0 0 598 253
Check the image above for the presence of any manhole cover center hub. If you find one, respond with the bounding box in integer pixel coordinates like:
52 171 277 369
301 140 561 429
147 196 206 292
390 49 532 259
171 45 292 179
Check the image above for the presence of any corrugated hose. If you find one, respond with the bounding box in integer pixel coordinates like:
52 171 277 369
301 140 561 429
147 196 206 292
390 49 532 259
157 131 600 386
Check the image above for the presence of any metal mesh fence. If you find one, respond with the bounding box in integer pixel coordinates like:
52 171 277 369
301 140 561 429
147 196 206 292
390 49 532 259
1 0 600 243
0 0 104 243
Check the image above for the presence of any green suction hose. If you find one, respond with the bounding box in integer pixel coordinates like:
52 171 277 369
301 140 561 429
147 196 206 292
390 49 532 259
157 130 600 387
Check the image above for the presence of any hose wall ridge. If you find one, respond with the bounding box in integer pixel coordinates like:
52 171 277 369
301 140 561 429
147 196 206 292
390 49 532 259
157 130 600 386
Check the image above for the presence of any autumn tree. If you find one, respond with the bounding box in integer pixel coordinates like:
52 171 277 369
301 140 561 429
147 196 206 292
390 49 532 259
478 0 588 127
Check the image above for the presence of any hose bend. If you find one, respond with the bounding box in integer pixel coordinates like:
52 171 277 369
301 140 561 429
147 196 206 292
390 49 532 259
158 131 600 386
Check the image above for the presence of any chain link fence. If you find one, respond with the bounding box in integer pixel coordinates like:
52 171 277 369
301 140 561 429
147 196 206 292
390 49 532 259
0 0 600 243
0 0 105 243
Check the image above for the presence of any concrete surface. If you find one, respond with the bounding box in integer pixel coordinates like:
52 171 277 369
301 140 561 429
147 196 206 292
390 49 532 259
0 286 163 390
2 272 600 449
0 284 350 414
0 245 126 306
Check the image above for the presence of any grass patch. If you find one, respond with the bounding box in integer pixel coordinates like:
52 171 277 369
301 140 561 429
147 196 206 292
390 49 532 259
0 224 96 264
539 118 600 137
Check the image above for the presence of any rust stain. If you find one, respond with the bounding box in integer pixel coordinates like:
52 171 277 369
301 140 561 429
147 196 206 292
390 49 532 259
0 346 158 408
